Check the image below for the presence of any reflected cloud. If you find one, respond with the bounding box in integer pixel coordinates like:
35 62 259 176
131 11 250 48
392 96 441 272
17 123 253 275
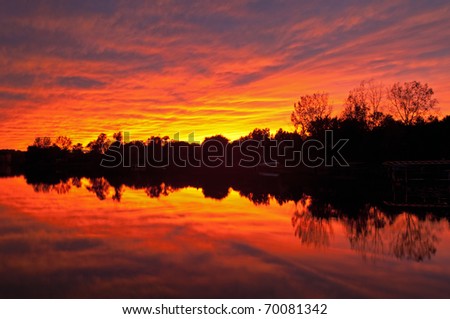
0 175 450 298
23 172 450 263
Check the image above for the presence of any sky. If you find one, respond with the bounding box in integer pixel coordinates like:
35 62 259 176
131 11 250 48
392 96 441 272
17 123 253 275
1 0 450 150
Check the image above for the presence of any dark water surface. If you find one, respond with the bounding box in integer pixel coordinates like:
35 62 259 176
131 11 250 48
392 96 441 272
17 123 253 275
0 175 449 298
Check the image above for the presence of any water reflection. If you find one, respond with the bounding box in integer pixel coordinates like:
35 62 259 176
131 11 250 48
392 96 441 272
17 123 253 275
345 205 389 261
390 213 440 261
32 180 72 194
291 195 335 248
0 173 449 298
145 183 174 199
24 174 449 263
86 177 111 200
346 211 442 262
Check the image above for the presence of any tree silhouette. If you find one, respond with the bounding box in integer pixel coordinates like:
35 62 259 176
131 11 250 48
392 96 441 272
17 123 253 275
54 136 72 151
86 133 110 154
113 131 124 143
343 80 385 128
307 116 339 137
203 134 229 146
291 92 331 137
387 81 438 125
72 143 84 153
33 137 52 148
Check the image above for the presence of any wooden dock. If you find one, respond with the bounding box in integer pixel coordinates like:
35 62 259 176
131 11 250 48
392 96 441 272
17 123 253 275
384 160 450 208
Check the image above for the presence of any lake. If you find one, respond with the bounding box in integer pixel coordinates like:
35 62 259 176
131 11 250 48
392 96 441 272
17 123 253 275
0 175 449 298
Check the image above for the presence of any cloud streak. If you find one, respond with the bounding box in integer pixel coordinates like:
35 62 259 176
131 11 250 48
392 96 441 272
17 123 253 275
0 0 450 149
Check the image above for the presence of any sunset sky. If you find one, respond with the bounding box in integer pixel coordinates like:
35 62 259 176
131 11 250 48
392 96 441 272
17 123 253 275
1 0 450 150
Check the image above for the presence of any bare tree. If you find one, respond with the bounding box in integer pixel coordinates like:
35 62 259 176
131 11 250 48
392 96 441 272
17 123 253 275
387 81 438 125
291 92 331 137
342 80 385 128
367 80 383 115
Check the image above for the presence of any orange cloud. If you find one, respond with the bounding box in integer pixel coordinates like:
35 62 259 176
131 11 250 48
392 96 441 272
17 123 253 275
1 1 450 149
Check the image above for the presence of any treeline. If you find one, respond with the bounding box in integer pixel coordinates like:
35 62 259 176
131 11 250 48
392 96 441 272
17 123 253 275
23 117 450 171
290 80 449 162
26 129 302 170
18 80 450 170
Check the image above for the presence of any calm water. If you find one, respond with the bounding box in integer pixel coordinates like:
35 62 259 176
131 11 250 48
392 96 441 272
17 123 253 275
0 175 449 298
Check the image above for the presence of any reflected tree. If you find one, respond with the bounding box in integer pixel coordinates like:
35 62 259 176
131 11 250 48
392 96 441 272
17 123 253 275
390 213 440 262
202 184 230 200
112 185 124 202
51 181 71 194
86 178 111 200
241 191 271 205
31 180 71 194
145 183 174 198
345 209 442 262
32 183 52 193
345 205 390 261
71 177 82 188
291 195 334 248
